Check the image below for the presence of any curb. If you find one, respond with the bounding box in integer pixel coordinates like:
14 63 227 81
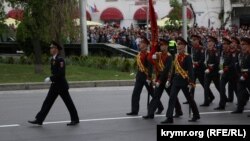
0 80 135 91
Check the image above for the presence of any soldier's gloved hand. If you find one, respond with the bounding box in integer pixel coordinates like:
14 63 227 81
240 76 245 81
152 54 157 59
219 70 224 75
205 69 210 74
44 77 51 83
146 79 151 85
155 82 160 87
165 81 171 88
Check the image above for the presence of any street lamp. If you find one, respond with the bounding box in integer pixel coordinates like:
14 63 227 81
182 0 188 42
79 0 88 56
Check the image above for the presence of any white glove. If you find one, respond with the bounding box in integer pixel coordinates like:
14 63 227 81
205 69 210 74
219 70 224 75
152 54 157 59
165 81 171 88
240 76 245 81
44 77 51 83
155 82 160 87
146 79 151 85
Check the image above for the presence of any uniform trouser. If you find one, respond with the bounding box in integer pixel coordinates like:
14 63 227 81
147 82 182 116
191 71 214 101
228 80 237 101
36 85 79 122
236 81 250 111
219 76 234 107
166 84 199 118
204 74 221 104
131 79 164 113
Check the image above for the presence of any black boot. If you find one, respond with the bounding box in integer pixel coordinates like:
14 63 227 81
28 119 43 125
67 121 79 126
161 118 173 124
214 106 225 110
183 101 189 104
200 103 210 107
155 108 164 115
188 116 200 122
231 109 243 114
126 112 138 116
173 112 183 118
142 115 154 119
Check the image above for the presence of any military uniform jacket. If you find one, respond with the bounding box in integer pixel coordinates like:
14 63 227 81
192 45 206 72
172 53 194 86
222 52 238 76
136 51 153 81
239 54 250 82
50 55 69 90
154 52 173 83
206 50 220 76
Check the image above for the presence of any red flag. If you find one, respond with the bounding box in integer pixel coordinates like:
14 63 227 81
148 0 158 60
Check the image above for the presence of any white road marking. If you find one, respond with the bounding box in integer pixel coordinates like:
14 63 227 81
0 110 250 128
0 124 20 128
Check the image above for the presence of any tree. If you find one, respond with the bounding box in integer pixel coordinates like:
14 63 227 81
6 0 78 74
168 0 182 22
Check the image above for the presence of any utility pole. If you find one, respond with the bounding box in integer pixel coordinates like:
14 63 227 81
146 0 149 39
182 0 188 42
79 0 88 56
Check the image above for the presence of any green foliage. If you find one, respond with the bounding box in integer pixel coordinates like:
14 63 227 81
168 0 182 22
6 57 15 64
170 0 181 8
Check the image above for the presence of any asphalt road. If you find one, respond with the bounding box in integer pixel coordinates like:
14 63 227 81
0 85 250 141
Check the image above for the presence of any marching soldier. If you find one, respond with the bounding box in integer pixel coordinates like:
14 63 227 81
227 37 241 102
161 37 200 124
190 34 214 106
127 37 164 116
203 36 221 106
231 37 250 114
28 41 79 126
215 37 238 110
142 38 183 119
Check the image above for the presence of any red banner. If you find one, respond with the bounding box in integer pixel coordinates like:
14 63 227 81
149 0 158 57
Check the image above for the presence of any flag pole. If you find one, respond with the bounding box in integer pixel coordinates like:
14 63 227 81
79 0 88 56
146 0 149 39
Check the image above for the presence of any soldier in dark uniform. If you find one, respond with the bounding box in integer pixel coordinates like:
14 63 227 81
127 37 164 116
203 36 221 106
215 37 238 110
161 37 200 124
227 37 241 102
142 38 183 119
28 41 79 126
231 37 250 114
189 34 214 106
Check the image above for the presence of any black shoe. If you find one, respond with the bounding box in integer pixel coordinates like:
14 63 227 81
142 115 154 119
188 116 200 122
200 103 210 107
161 118 173 124
247 115 250 117
126 112 138 116
214 106 225 110
28 120 43 125
173 112 183 118
231 109 243 114
227 99 233 103
209 97 215 103
67 121 79 126
155 109 164 115
183 101 189 104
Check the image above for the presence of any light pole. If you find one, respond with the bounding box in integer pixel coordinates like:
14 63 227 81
79 0 88 56
182 0 188 42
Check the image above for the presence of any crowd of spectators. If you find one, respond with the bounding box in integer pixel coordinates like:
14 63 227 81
87 24 250 50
